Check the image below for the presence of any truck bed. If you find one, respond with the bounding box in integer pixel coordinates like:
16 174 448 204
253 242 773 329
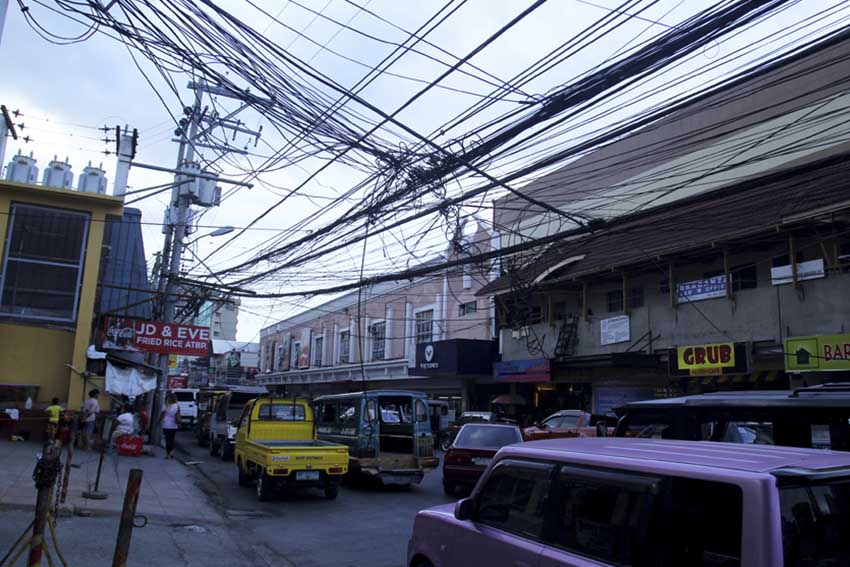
254 439 339 448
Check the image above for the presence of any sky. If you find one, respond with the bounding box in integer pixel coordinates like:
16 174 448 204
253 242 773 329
2 0 848 342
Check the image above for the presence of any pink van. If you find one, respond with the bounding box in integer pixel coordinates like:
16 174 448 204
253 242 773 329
409 437 850 566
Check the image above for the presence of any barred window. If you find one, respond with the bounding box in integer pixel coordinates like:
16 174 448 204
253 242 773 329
1 204 90 322
415 310 434 344
370 322 386 360
458 301 478 317
339 331 350 364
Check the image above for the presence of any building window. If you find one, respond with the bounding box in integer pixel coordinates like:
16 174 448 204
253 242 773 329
705 264 757 291
607 290 623 313
552 301 567 322
290 341 300 369
313 336 323 367
338 331 350 364
607 288 643 312
370 321 386 361
528 304 543 324
628 287 644 308
458 301 478 317
415 309 434 344
0 204 90 322
772 251 804 267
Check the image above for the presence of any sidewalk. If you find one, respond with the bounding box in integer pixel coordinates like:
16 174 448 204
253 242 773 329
0 439 221 523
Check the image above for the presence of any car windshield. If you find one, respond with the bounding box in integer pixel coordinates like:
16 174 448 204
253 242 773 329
454 425 519 450
174 392 194 402
780 479 850 566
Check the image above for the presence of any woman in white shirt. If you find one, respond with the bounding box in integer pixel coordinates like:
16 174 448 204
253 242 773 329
160 392 181 459
110 405 136 448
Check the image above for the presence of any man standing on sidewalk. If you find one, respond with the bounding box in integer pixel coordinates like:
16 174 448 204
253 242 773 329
82 389 100 449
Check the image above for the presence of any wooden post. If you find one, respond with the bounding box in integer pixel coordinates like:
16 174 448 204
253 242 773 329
581 282 589 322
622 274 629 314
669 263 677 308
723 249 734 300
28 445 61 567
112 469 143 567
789 233 798 289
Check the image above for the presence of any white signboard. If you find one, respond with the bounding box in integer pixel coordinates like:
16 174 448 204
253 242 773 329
600 315 630 346
677 275 728 303
771 258 825 286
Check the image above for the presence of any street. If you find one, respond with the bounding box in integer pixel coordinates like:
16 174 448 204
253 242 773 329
177 431 456 567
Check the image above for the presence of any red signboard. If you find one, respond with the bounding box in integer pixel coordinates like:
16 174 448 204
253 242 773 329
102 317 210 357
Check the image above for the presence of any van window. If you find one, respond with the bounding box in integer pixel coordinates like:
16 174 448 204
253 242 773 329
257 403 306 421
722 422 774 445
174 391 195 402
339 400 357 425
415 400 428 423
780 479 850 565
320 403 337 423
476 459 553 540
667 478 742 566
553 466 661 565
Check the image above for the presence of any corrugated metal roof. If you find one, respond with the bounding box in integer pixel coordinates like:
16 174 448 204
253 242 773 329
480 152 850 295
99 207 154 319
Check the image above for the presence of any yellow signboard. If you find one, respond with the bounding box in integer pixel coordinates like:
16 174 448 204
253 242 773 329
677 343 735 371
786 333 850 371
168 354 178 369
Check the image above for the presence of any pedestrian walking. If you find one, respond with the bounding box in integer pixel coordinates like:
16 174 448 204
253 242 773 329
160 393 181 459
82 389 100 450
45 397 62 441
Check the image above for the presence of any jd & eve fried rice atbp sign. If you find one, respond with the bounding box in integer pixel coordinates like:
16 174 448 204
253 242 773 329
103 317 211 356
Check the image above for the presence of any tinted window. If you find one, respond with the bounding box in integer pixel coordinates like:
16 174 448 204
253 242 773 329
666 478 742 566
554 466 661 565
780 480 850 566
455 425 520 450
476 460 553 539
257 403 306 421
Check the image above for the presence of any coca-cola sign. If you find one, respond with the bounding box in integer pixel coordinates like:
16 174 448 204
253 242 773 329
102 317 210 357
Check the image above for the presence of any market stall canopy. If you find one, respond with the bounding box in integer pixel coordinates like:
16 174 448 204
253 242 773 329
105 362 156 398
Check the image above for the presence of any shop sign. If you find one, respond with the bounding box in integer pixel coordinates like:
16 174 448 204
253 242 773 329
166 375 188 390
676 275 728 303
297 329 312 369
168 354 178 369
102 317 210 357
771 258 825 286
594 387 655 416
415 340 496 376
677 342 735 371
600 315 630 346
494 359 551 383
785 333 850 371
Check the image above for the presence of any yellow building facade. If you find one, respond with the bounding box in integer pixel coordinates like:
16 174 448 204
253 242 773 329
0 180 123 409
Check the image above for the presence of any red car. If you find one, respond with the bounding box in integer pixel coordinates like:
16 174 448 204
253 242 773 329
442 423 523 496
522 409 612 441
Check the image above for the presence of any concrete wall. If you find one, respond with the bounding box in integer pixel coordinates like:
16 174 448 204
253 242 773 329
501 256 850 361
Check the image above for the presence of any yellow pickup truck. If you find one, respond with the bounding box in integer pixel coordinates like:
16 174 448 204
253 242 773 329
234 397 349 502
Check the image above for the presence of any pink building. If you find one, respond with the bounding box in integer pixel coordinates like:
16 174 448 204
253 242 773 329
258 223 497 412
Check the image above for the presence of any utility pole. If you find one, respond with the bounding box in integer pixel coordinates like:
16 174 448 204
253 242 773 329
149 81 264 445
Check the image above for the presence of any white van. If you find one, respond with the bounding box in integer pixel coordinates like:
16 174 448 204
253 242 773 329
172 388 199 427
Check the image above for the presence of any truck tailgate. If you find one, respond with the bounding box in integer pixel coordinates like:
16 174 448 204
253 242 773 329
251 440 349 467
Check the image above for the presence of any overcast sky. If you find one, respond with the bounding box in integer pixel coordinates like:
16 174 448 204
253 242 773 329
2 0 847 342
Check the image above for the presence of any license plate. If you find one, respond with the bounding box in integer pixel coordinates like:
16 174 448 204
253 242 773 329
296 471 320 481
472 457 491 466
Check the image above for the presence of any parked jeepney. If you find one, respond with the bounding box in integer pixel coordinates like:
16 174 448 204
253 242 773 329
313 390 439 485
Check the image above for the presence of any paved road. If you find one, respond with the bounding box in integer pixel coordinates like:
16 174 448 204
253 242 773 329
177 431 457 567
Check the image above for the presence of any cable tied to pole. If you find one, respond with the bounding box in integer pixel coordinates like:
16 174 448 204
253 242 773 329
33 453 62 490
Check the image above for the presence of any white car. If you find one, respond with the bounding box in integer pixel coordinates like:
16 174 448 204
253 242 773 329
172 388 199 427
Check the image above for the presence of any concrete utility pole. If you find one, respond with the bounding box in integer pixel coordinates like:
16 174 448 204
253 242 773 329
149 81 263 445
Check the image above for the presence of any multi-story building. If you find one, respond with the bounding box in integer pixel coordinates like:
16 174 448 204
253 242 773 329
258 222 496 413
196 296 239 340
0 156 124 408
480 35 850 421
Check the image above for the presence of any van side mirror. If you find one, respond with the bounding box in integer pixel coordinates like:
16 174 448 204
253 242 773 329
454 497 475 521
